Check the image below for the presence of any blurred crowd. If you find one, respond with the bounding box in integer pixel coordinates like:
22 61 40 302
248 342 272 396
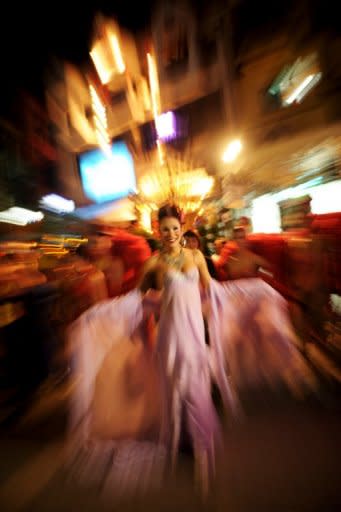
0 226 152 419
0 208 340 425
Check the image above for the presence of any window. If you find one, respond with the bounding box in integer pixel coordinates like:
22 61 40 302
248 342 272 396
162 17 189 70
266 53 322 109
110 90 126 106
199 32 217 66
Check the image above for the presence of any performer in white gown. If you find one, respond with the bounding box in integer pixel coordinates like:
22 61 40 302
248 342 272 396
68 204 316 498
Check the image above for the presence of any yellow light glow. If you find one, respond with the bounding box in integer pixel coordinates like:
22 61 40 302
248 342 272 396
140 179 158 198
94 117 109 139
90 86 106 116
141 78 151 111
90 46 111 85
147 52 164 165
222 139 243 163
136 204 152 233
147 53 161 117
189 177 214 196
89 84 111 157
109 33 126 74
138 165 214 214
95 128 109 146
156 140 164 165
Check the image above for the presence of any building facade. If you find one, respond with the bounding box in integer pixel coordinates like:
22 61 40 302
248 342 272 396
44 0 341 215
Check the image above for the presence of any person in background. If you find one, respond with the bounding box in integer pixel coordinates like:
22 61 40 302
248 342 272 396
197 213 218 256
107 229 152 295
82 235 120 298
213 238 227 256
183 230 201 250
129 219 159 257
216 208 233 240
237 216 252 234
184 230 217 278
224 226 272 280
210 238 228 280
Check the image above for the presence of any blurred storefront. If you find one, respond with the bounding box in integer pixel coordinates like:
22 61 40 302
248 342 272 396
41 1 341 234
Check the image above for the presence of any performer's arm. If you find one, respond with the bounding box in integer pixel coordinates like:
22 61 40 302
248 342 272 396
138 254 160 293
194 249 212 289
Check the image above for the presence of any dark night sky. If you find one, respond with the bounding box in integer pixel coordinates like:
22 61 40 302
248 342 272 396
0 1 154 115
0 0 336 117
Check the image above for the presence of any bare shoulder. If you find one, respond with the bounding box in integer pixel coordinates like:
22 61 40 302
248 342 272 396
183 248 206 267
139 253 162 292
182 247 193 258
142 253 160 273
192 248 206 263
183 247 197 263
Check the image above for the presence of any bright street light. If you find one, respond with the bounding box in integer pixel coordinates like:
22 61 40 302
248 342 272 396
222 139 242 163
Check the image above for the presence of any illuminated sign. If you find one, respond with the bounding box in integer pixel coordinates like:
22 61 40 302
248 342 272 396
155 111 177 141
268 53 322 106
39 194 75 214
89 85 111 158
0 207 44 226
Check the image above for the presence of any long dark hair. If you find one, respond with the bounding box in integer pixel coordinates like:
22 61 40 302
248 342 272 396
158 203 184 224
183 230 200 244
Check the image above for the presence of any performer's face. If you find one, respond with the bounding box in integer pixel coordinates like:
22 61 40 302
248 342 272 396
159 217 182 250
